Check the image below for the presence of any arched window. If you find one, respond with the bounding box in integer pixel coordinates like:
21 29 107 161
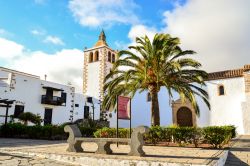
218 85 225 96
94 51 99 61
89 52 93 63
112 54 115 63
108 51 111 62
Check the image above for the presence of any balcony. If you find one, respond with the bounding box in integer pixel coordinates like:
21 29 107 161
41 95 65 106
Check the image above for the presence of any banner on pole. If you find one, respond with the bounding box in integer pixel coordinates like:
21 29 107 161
117 96 131 119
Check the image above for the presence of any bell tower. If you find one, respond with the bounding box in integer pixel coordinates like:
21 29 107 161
83 30 117 101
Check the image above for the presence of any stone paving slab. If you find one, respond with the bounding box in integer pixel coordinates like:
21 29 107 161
225 135 250 166
0 151 77 166
0 138 228 166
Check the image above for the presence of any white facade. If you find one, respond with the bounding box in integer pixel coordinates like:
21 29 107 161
83 33 250 135
0 67 85 125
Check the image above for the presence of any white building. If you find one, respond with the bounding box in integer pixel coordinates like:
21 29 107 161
0 67 85 125
83 31 250 135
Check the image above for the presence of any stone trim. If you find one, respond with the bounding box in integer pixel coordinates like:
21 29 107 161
83 51 88 95
207 64 250 81
172 99 197 126
244 73 250 94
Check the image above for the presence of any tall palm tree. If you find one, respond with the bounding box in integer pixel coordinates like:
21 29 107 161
102 33 210 126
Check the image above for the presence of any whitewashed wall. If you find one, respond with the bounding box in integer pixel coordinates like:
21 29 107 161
0 68 85 125
206 77 245 134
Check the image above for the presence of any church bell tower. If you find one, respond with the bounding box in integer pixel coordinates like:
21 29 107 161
83 30 117 101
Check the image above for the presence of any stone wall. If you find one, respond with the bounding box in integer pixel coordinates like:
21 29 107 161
244 72 250 93
242 95 250 134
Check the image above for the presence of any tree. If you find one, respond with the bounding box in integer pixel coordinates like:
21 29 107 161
17 112 42 125
102 34 210 126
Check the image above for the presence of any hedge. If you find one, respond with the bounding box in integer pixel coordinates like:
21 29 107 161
0 123 236 148
94 125 236 148
0 123 97 140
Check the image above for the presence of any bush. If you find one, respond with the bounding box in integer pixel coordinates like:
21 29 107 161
0 123 97 140
17 112 42 125
203 126 233 148
145 126 167 145
94 127 130 138
94 125 234 148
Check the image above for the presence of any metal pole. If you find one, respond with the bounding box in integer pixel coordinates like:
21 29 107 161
116 96 119 147
129 98 132 138
5 104 9 125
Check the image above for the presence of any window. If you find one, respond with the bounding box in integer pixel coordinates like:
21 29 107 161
147 92 151 102
75 104 79 107
61 92 67 104
218 85 225 96
94 51 99 61
108 51 111 62
112 54 115 63
89 52 93 63
14 105 24 118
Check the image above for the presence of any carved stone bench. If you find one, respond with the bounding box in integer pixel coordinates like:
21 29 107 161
64 125 149 156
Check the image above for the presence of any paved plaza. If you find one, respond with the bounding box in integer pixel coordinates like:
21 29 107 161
0 138 228 166
225 135 250 166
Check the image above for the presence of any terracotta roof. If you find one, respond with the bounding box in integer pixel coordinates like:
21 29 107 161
208 64 250 81
94 30 108 47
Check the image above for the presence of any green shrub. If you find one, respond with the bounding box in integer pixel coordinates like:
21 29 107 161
94 127 130 138
0 123 96 140
203 126 233 148
17 112 42 125
145 126 167 144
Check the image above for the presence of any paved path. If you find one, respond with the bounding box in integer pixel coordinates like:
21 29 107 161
0 152 75 166
0 138 227 166
225 135 250 166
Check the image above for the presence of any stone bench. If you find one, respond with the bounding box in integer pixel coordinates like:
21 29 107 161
64 125 149 156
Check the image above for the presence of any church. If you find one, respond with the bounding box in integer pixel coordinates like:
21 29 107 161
83 31 250 135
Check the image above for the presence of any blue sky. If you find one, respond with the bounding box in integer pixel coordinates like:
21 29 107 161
0 0 249 92
0 0 184 53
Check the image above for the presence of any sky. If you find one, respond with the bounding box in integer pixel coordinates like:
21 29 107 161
0 0 250 92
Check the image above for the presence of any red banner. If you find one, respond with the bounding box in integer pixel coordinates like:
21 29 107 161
117 96 131 119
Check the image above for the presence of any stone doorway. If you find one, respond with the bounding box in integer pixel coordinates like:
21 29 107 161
177 107 193 127
172 99 197 127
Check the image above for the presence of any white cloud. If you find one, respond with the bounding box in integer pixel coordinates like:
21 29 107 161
31 29 45 36
0 37 83 92
0 38 24 58
128 24 158 43
126 0 250 72
68 0 139 27
162 0 250 72
43 35 65 45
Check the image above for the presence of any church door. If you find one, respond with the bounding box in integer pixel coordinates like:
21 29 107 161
177 107 193 127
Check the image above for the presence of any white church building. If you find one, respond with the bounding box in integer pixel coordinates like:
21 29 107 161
83 31 250 135
1 31 249 135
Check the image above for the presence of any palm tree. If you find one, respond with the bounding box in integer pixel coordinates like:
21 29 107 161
102 33 210 126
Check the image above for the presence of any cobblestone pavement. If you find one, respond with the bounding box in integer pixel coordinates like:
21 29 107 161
0 138 228 165
0 151 76 166
225 135 250 166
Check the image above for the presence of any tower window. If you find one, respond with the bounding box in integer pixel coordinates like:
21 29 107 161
112 54 115 63
89 52 93 63
94 51 99 61
108 51 111 62
218 85 225 96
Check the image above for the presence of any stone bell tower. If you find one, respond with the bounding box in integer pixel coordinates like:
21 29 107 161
83 30 117 101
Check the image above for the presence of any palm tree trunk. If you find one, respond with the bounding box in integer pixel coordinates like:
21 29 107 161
149 85 160 126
